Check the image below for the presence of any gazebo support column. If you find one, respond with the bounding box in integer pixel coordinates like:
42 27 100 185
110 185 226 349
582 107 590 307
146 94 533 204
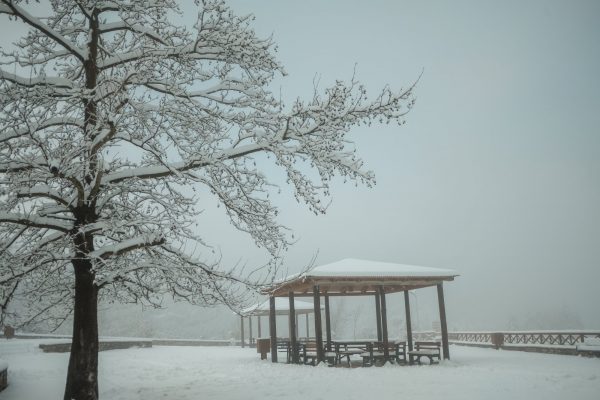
375 291 382 342
404 290 414 351
249 316 253 346
257 316 261 338
379 286 390 362
324 294 332 351
296 314 299 338
305 314 309 338
269 296 277 363
288 291 298 364
313 285 324 364
437 283 450 360
240 316 245 348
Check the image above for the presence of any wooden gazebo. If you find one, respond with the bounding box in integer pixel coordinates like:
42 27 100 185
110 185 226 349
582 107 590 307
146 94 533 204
262 258 459 364
238 298 322 347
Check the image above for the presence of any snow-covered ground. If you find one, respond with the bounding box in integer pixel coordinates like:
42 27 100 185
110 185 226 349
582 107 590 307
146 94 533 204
1 340 599 400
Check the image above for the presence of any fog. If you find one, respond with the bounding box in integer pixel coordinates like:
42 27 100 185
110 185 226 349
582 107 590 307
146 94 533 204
171 0 599 336
4 0 600 337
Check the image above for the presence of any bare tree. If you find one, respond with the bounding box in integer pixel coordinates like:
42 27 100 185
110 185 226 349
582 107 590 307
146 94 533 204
0 1 415 399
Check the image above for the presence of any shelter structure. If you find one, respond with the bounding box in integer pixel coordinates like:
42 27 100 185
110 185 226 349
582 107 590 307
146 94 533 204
238 298 322 347
262 258 458 364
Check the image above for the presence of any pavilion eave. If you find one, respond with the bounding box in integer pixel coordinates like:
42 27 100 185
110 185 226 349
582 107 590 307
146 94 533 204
264 275 456 297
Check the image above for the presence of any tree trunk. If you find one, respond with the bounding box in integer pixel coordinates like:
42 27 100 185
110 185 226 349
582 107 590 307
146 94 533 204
64 259 99 400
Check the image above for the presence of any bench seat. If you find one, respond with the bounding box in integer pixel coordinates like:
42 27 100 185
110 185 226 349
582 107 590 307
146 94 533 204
408 341 441 364
361 341 407 366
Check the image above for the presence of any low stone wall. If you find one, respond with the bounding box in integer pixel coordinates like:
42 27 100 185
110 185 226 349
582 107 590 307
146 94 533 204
37 338 240 353
152 339 236 347
39 340 152 353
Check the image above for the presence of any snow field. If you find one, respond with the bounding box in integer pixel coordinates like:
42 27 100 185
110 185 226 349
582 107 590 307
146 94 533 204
1 341 599 400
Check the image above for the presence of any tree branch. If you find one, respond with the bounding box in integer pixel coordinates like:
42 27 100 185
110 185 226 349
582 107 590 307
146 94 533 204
0 212 72 232
101 142 265 184
0 0 87 62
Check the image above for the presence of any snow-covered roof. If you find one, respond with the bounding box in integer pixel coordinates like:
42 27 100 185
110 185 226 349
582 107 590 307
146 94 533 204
240 297 322 317
304 258 458 278
264 258 459 296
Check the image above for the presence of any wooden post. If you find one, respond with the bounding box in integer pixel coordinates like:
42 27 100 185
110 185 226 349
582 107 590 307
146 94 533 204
437 283 450 360
379 286 389 362
325 294 332 351
257 316 261 338
313 285 324 364
249 316 253 346
240 315 245 348
289 291 298 364
375 291 382 342
269 296 278 363
296 314 299 338
404 290 413 351
305 314 309 338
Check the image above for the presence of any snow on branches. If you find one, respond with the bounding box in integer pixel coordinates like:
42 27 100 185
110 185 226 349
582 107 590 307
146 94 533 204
0 0 415 329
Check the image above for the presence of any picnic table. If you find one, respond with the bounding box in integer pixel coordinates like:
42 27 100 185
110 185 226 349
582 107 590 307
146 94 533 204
362 341 407 366
333 340 372 366
270 338 439 367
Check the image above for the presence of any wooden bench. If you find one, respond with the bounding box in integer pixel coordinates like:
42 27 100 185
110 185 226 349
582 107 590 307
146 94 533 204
275 339 294 363
408 341 441 365
299 342 336 366
334 341 370 366
361 341 407 366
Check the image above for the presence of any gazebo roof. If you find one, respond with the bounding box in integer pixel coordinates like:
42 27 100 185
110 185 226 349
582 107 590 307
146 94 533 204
263 258 459 296
240 297 322 316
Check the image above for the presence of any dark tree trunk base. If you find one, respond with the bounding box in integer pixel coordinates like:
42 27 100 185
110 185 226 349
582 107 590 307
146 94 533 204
64 261 99 400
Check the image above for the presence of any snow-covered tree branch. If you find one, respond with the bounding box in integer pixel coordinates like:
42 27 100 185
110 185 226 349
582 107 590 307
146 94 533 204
0 1 415 399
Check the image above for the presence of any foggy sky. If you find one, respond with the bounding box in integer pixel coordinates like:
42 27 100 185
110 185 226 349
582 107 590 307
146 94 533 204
193 0 600 330
2 0 599 333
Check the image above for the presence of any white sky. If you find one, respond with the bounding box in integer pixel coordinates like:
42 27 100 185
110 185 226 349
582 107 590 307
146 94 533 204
194 0 600 329
1 0 599 331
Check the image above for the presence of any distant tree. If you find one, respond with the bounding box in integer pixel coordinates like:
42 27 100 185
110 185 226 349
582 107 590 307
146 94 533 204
0 1 414 399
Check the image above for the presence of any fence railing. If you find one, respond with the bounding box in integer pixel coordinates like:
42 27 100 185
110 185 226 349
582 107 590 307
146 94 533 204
448 330 600 348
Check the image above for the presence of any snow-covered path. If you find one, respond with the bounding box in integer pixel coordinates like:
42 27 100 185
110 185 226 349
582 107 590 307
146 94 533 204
1 340 599 400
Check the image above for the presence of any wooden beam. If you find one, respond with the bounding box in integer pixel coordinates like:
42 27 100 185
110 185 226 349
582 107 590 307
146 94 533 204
289 291 298 364
375 291 382 342
267 276 454 296
240 315 245 348
269 296 277 362
313 285 324 364
325 294 332 351
437 283 450 360
404 290 413 351
379 286 390 362
280 292 379 297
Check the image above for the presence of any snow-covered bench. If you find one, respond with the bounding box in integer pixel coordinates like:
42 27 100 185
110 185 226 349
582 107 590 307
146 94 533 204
0 359 8 392
408 341 441 364
361 341 407 366
334 341 370 366
299 342 336 366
